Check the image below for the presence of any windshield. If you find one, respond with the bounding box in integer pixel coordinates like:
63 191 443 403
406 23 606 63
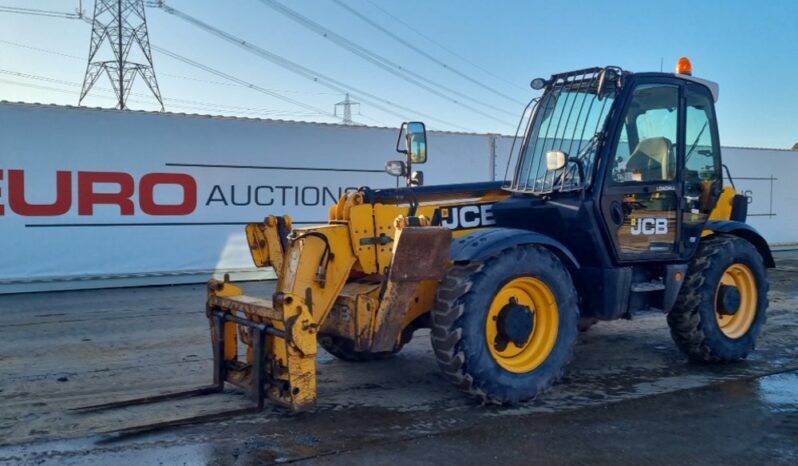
511 69 618 193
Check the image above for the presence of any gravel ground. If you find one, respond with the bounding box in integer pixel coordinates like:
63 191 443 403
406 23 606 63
0 251 796 465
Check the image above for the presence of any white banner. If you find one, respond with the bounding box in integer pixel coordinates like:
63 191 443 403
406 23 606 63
0 102 494 291
721 147 796 244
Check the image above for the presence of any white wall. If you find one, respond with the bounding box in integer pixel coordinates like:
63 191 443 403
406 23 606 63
721 147 796 244
0 103 490 292
0 102 794 293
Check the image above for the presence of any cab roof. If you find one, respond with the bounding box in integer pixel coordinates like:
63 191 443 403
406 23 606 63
629 71 719 102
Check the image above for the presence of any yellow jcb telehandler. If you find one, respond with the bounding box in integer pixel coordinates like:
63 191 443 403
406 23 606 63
80 59 772 432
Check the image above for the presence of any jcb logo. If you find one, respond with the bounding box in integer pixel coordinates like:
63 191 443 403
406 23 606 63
631 217 668 236
440 203 495 231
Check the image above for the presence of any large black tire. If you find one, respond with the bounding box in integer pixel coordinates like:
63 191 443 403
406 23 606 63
431 245 579 404
667 234 769 362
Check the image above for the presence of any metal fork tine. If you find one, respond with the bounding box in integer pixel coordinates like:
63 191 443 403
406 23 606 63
70 385 223 412
95 407 260 442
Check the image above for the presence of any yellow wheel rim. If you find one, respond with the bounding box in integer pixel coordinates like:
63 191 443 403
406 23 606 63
715 263 758 339
486 276 559 373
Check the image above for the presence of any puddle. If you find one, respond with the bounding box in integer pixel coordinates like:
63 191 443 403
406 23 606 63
756 371 798 412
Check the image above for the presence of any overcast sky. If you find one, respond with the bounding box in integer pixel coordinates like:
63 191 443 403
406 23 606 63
1 0 796 148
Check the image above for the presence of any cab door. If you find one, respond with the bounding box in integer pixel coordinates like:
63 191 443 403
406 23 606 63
599 78 685 262
680 82 723 258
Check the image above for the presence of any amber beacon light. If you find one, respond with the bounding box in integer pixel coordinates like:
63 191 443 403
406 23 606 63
676 57 693 75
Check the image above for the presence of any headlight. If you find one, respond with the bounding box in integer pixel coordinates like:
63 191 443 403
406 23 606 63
385 160 406 177
530 78 547 90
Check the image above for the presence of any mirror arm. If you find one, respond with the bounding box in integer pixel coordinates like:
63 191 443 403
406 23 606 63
570 157 585 182
395 122 408 155
558 157 585 192
394 121 427 186
405 148 413 186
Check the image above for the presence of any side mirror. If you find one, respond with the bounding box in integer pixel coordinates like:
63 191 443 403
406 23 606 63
410 170 424 186
385 160 407 177
407 122 427 164
546 150 568 171
396 121 427 164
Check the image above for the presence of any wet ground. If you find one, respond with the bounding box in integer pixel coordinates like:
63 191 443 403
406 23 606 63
0 251 796 465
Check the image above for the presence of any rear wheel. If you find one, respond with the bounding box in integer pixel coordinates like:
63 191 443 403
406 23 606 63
667 235 769 362
431 245 579 404
320 325 414 362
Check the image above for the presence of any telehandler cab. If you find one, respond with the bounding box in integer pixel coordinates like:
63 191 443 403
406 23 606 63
80 59 772 430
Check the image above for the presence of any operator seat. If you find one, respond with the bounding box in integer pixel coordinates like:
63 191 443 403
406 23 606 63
626 137 673 181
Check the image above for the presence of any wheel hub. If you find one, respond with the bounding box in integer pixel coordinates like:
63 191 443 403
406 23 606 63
494 299 534 350
717 284 741 315
485 276 559 373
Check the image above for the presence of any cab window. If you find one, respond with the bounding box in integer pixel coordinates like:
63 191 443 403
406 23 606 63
609 84 679 183
684 83 721 214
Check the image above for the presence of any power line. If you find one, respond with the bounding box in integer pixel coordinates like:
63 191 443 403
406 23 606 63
257 0 516 125
0 39 337 95
0 36 345 120
0 5 81 19
332 0 523 107
356 111 389 127
0 78 78 95
158 72 337 95
151 46 343 120
0 2 459 129
0 78 169 109
260 0 515 121
153 2 473 131
0 77 262 115
1 68 309 114
0 39 84 60
0 72 327 118
364 0 527 93
0 39 353 122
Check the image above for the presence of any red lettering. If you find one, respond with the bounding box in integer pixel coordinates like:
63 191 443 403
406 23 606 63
78 171 135 215
139 173 197 215
2 170 195 216
8 169 72 216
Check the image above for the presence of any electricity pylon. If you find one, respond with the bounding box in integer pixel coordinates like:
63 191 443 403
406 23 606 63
334 93 360 125
79 0 163 110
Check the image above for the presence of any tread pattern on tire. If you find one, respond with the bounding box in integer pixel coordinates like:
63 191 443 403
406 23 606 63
667 234 769 362
431 245 578 404
431 260 486 398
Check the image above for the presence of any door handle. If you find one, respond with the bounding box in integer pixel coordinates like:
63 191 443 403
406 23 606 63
610 201 623 225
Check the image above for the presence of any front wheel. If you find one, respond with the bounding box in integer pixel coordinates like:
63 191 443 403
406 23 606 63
431 245 579 404
667 235 769 362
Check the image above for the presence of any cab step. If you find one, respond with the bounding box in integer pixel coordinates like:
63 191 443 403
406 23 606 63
630 280 666 292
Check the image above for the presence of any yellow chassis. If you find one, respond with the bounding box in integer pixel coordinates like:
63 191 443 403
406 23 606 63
206 187 506 410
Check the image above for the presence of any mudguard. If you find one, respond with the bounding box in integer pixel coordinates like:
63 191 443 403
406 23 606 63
450 227 580 268
705 220 775 268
